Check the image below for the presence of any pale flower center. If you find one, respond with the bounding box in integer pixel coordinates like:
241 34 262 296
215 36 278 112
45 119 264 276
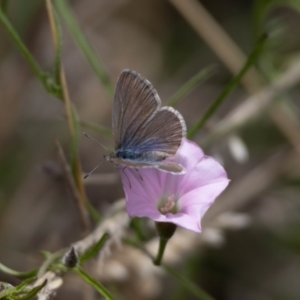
158 194 178 214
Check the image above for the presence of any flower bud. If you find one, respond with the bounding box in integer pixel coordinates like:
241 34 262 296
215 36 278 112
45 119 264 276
62 246 79 268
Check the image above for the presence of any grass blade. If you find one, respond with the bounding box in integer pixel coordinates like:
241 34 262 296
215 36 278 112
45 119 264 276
168 65 215 107
76 267 114 300
0 262 37 279
15 280 47 300
0 7 61 98
80 233 110 263
188 34 268 139
163 264 215 300
80 120 112 137
55 0 114 98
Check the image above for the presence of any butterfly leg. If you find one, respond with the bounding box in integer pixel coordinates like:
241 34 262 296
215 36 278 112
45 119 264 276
120 166 132 189
135 168 143 181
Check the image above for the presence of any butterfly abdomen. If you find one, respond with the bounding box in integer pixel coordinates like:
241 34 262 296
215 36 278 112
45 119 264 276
116 149 168 162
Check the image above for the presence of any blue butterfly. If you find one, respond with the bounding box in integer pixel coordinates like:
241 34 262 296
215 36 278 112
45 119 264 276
105 69 186 174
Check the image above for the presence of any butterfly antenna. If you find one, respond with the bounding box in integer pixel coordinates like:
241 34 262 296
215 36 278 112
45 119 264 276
83 132 108 151
84 159 105 179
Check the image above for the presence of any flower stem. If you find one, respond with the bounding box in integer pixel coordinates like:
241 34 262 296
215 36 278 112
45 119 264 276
153 237 168 266
154 222 177 265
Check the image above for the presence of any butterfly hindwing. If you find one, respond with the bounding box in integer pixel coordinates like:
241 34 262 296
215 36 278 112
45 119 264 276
131 106 186 157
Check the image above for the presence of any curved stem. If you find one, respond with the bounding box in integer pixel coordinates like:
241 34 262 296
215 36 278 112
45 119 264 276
153 237 168 266
188 34 268 139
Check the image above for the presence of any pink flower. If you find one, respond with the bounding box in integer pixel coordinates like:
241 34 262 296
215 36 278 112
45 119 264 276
120 138 229 233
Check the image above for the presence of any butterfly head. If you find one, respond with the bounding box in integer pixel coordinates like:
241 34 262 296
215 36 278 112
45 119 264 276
104 152 116 163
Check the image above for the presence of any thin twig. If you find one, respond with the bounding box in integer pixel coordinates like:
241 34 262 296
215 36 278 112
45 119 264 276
168 65 215 107
202 57 300 148
45 0 89 224
56 140 91 233
188 34 267 138
35 201 129 300
74 202 129 255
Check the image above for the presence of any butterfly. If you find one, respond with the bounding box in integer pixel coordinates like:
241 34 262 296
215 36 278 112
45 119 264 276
104 69 186 174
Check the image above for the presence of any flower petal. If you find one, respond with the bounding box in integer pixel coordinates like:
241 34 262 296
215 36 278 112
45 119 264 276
179 155 228 195
168 138 204 171
180 179 230 215
157 212 202 233
119 138 229 233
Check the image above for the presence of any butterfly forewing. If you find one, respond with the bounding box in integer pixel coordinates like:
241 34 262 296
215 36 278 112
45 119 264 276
113 70 161 150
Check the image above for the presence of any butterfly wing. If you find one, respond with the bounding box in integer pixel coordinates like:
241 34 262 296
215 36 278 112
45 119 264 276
112 69 161 150
112 69 186 172
134 106 186 157
157 161 185 174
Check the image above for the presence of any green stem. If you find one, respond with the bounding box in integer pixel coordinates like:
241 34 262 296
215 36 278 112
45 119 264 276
154 222 177 265
168 65 215 107
163 264 215 300
76 267 114 300
55 0 114 98
130 218 147 241
0 0 8 14
123 238 153 260
38 248 67 277
0 285 14 299
188 34 268 139
153 237 168 266
80 120 112 137
80 233 110 263
70 105 81 175
52 8 63 85
0 7 62 99
0 8 44 79
0 262 37 279
85 200 101 222
16 280 47 300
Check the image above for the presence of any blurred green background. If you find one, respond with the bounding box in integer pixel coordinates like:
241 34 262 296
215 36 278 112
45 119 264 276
1 0 300 299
